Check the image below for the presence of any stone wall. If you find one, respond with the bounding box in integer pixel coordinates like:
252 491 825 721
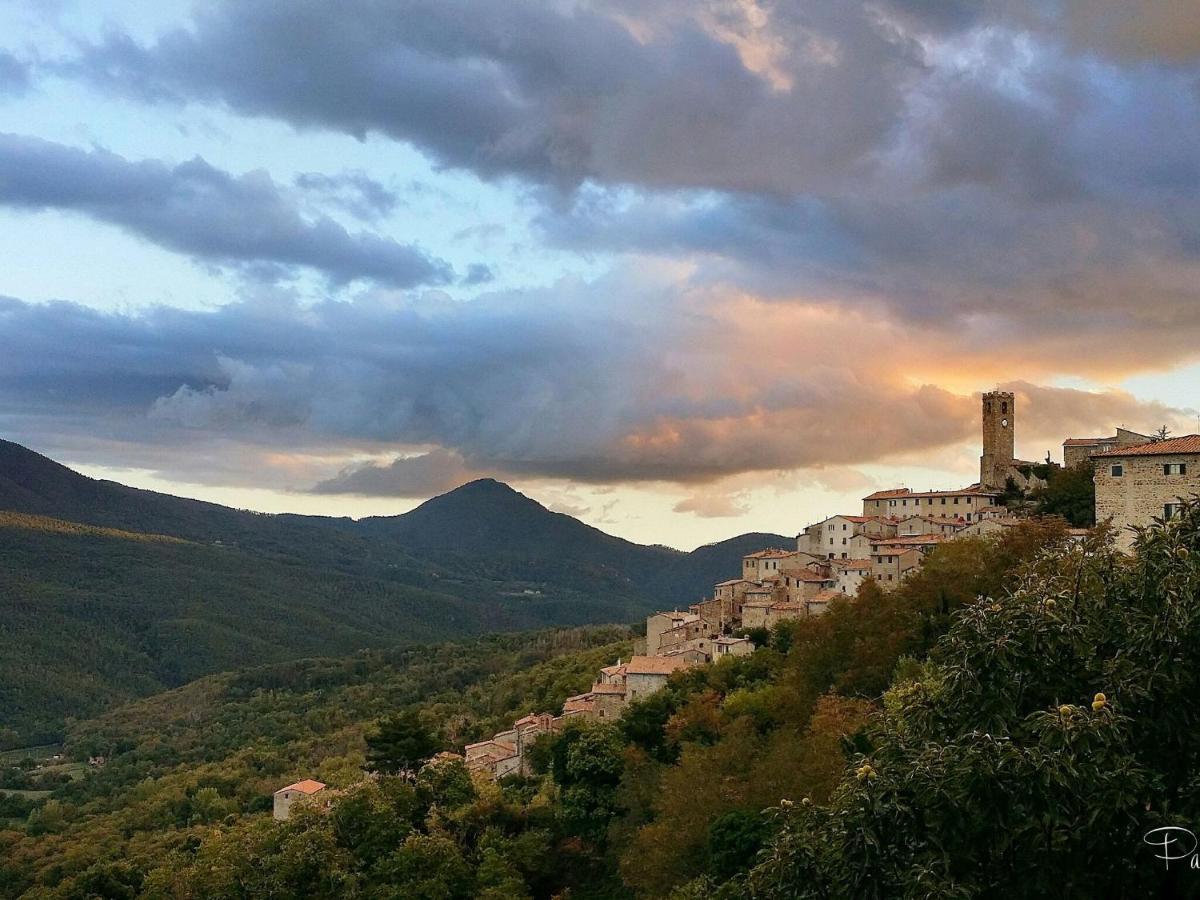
1094 453 1200 551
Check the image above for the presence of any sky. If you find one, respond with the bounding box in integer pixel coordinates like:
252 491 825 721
0 0 1198 550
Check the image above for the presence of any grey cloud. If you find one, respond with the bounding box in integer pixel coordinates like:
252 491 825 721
67 0 920 195
293 170 400 222
0 52 31 95
313 448 483 497
0 133 451 287
0 285 1193 494
462 263 494 285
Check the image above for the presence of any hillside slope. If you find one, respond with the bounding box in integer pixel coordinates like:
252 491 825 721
0 441 791 742
0 513 652 746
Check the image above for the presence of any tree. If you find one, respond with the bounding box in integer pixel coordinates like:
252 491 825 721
1031 463 1096 526
708 810 769 881
366 709 439 775
741 501 1200 899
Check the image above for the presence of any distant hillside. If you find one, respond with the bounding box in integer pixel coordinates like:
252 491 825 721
0 440 791 741
0 514 652 746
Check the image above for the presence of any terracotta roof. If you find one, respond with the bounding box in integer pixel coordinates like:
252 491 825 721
590 682 626 694
600 663 627 676
1095 435 1200 457
862 488 913 500
1063 436 1114 446
625 655 696 675
715 636 750 645
831 558 872 569
714 578 754 586
744 548 797 559
809 590 841 603
278 779 326 795
863 485 1000 501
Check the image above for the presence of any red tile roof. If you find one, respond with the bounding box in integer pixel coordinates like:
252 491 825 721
278 779 326 795
744 548 797 559
831 558 872 569
1063 436 1114 446
625 655 697 675
864 485 999 501
1095 435 1200 457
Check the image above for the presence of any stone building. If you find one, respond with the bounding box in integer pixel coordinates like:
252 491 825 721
979 390 1056 490
1063 428 1150 469
623 655 699 703
273 779 327 821
861 486 1000 521
1093 435 1200 552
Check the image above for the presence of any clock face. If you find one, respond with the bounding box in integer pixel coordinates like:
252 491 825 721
1001 418 1009 427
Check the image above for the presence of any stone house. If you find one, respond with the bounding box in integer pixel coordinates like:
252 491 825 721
830 558 872 595
869 534 947 586
646 611 699 657
862 486 1001 522
1093 435 1200 552
273 779 327 821
1063 428 1150 469
895 515 965 537
713 636 754 658
800 515 896 558
780 564 838 600
742 548 810 582
624 655 699 703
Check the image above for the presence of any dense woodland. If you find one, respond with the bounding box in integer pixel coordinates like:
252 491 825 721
6 505 1195 898
0 441 786 745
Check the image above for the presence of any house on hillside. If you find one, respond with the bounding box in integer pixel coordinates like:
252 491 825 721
273 779 326 821
1063 428 1151 468
1093 435 1200 552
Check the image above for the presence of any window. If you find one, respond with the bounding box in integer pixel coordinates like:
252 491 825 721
954 497 959 504
841 552 848 559
1001 401 1008 414
828 523 834 531
1165 463 1187 476
1111 464 1124 477
842 523 847 530
842 538 847 545
1164 503 1181 520
941 498 947 505
966 497 972 504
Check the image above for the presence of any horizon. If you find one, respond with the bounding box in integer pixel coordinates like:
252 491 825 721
1 1 1199 549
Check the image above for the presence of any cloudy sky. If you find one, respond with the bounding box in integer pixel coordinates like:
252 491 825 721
1 0 1198 548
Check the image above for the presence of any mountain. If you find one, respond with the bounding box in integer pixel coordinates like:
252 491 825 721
0 440 791 743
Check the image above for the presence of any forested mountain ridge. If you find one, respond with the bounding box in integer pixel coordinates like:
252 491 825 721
0 441 789 744
7 512 1189 898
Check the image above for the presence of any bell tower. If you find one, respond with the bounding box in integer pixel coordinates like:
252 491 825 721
980 390 1015 488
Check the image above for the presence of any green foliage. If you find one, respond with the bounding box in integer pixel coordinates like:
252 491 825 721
741 500 1200 898
1030 462 1097 526
366 709 440 774
708 809 769 880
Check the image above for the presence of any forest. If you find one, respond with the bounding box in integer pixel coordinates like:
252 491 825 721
4 503 1196 897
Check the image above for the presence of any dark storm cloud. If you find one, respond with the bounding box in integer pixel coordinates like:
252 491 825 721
312 448 482 497
67 0 920 195
0 133 451 287
58 1 1200 338
1 284 1192 495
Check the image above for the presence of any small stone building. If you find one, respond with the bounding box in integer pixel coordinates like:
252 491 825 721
273 779 326 821
1093 435 1200 552
1063 428 1150 469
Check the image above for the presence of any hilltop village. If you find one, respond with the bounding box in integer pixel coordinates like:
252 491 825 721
277 391 1200 799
